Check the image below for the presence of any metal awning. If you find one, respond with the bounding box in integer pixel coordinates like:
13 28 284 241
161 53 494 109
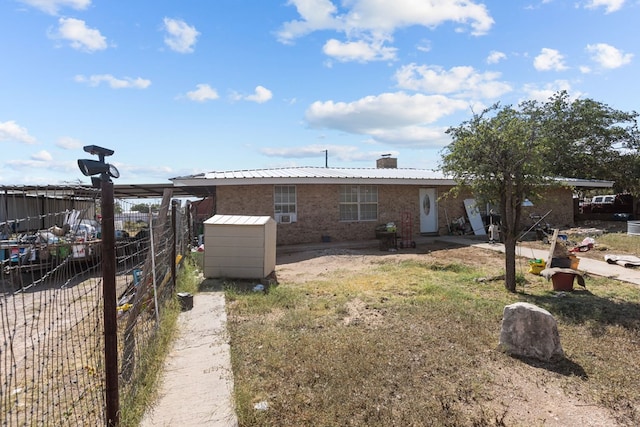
0 184 214 200
112 183 214 199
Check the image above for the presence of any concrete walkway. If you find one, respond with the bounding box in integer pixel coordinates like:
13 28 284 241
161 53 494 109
437 235 640 286
140 292 237 427
140 235 640 426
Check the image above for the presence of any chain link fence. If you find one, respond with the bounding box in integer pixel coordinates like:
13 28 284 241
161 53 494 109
1 186 193 426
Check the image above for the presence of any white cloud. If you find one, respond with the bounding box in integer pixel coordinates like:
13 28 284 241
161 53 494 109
522 80 577 103
276 0 340 43
579 65 592 74
323 38 397 62
583 0 625 13
19 0 90 15
368 125 452 147
277 0 493 62
261 144 383 162
416 39 431 53
279 0 494 41
304 92 469 147
75 74 151 89
5 158 77 173
111 163 175 180
394 64 512 99
486 50 506 64
163 18 199 53
586 43 633 69
32 150 53 162
186 84 219 102
51 17 107 52
56 136 83 149
246 86 273 103
533 48 568 71
0 120 37 144
231 86 273 103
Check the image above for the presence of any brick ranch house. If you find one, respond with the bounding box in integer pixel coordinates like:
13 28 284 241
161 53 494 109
172 157 614 246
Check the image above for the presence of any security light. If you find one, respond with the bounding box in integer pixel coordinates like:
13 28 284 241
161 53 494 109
77 144 119 183
75 142 120 424
83 145 114 157
77 159 120 178
108 163 120 178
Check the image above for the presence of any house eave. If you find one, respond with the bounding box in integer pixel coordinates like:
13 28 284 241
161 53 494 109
557 178 615 188
172 176 458 187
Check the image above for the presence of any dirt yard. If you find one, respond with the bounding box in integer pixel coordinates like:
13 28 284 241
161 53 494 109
276 239 502 281
273 240 623 426
275 220 631 280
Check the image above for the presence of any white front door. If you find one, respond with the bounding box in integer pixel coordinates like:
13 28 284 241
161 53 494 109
419 188 438 234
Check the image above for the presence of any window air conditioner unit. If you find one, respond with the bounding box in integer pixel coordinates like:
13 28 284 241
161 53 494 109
277 213 296 223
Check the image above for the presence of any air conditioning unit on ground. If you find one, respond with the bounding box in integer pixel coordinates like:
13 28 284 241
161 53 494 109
276 213 297 224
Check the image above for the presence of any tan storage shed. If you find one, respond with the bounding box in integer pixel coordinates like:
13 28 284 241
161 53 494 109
203 214 277 279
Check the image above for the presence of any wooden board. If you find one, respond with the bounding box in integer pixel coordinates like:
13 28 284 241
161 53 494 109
463 199 487 236
546 229 559 267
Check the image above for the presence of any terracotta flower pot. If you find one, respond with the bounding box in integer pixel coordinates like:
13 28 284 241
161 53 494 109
552 272 575 291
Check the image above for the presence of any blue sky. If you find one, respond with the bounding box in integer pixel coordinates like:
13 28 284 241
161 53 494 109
1 0 638 186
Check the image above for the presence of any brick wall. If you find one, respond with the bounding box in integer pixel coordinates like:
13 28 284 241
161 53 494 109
216 185 273 216
215 184 575 245
521 187 575 228
216 184 426 245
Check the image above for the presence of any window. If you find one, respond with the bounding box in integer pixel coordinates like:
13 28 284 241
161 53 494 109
339 185 378 221
274 185 296 214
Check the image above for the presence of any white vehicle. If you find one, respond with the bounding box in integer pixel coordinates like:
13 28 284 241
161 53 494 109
591 195 616 205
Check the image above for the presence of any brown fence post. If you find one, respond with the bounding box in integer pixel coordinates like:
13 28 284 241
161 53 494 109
171 200 177 292
77 145 120 426
101 178 120 426
186 200 193 248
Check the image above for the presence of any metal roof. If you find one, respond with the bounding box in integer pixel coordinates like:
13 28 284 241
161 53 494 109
171 166 615 189
1 169 614 203
0 185 98 199
556 177 614 188
0 184 212 200
204 214 274 226
171 166 453 186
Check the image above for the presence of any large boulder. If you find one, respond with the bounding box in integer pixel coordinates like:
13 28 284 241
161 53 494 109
499 302 564 362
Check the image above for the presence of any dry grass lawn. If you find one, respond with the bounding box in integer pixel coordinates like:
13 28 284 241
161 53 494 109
224 236 640 426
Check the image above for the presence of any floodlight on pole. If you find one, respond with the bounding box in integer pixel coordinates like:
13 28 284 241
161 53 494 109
83 144 114 160
76 144 120 426
77 159 120 179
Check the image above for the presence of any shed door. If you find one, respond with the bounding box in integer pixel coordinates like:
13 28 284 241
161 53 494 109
419 188 438 234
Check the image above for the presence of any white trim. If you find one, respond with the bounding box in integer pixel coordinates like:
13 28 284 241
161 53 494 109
174 177 455 186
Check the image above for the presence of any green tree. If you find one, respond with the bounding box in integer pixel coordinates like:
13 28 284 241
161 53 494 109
130 203 161 213
619 153 640 196
441 93 639 292
131 203 151 213
528 91 639 193
441 103 549 292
